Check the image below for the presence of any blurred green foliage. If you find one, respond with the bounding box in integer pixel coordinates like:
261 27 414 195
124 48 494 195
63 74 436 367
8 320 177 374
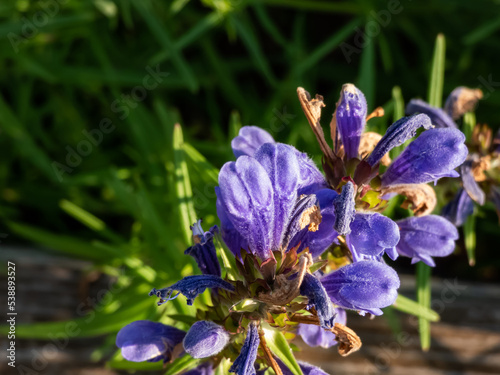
1 0 500 366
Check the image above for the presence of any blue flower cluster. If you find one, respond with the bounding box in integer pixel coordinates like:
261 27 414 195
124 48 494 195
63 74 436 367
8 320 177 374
115 84 468 375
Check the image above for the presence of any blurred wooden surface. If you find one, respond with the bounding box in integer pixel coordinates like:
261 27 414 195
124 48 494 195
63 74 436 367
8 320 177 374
1 247 499 375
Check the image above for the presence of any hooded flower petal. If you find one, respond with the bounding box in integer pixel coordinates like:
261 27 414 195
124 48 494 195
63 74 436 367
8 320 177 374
292 189 339 258
441 188 475 227
232 126 275 158
183 321 230 359
300 273 336 329
396 215 458 267
184 362 215 375
333 182 356 235
295 151 329 195
346 213 400 261
406 99 457 128
150 275 235 306
366 114 433 167
444 87 483 120
460 160 486 205
185 221 221 276
254 143 300 250
116 320 186 363
218 156 275 259
381 128 468 186
321 261 400 315
229 322 260 375
297 308 346 348
216 187 248 257
335 84 367 160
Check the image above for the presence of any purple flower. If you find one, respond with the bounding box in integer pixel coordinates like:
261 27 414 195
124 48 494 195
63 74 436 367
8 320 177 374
116 320 185 363
217 141 330 260
297 308 346 348
149 275 235 306
321 261 400 316
381 128 468 186
231 126 275 158
229 322 260 375
406 99 457 128
300 273 336 329
335 84 367 160
460 160 485 205
366 114 433 167
332 181 355 235
290 189 339 258
183 321 230 358
441 188 474 227
185 220 221 276
396 215 458 267
346 213 400 261
184 362 215 375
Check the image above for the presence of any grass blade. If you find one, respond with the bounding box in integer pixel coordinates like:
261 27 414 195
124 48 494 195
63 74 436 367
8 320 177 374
464 213 476 267
416 262 432 351
358 23 376 109
427 34 446 108
393 294 440 322
173 124 198 244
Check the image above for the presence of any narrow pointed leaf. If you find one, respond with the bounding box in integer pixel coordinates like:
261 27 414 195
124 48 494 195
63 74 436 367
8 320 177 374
416 262 432 351
427 34 446 108
464 214 476 267
263 327 304 375
393 294 440 322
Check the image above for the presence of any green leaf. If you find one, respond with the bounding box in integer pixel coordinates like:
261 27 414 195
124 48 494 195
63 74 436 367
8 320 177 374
59 199 124 244
164 355 201 375
294 17 363 75
463 112 476 143
464 213 476 267
173 124 198 244
230 15 277 86
416 262 432 351
390 86 409 159
6 221 121 261
463 16 500 45
427 34 446 108
263 326 303 375
393 294 440 322
358 23 376 109
214 358 232 375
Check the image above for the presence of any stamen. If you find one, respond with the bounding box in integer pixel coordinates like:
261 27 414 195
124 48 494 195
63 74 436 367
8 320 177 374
366 107 385 121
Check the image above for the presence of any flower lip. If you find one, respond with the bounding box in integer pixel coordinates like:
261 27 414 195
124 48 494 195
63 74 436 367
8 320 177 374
116 320 186 363
381 127 468 187
396 215 459 266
